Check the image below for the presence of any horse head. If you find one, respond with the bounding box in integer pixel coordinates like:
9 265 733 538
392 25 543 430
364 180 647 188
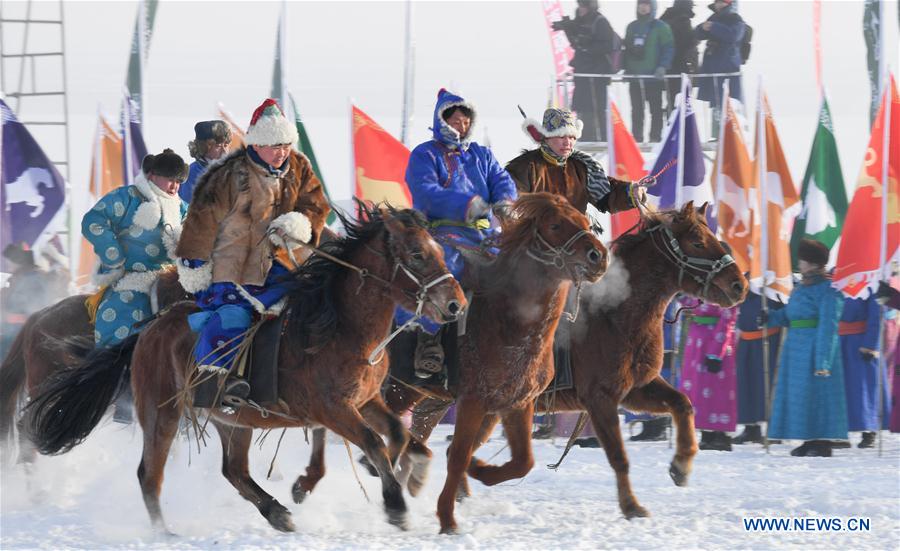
377 206 467 324
642 201 748 307
500 192 607 284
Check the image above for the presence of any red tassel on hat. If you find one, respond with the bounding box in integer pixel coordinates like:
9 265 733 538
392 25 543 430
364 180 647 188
249 98 283 127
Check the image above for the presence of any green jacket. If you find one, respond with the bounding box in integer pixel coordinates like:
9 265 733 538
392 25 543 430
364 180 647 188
623 17 674 75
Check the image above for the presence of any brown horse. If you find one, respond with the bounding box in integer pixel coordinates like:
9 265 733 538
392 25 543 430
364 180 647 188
0 268 189 466
384 202 748 521
22 205 466 533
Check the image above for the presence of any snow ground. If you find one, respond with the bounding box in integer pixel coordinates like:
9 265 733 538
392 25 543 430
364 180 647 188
1 419 898 550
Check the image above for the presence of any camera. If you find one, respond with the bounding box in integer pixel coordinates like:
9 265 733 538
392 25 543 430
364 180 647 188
551 16 572 32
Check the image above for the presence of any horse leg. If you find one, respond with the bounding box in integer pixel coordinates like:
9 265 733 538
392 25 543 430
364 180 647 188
292 427 325 504
437 398 485 534
622 376 697 487
455 413 500 501
322 406 409 530
136 402 182 534
361 396 410 468
211 421 295 532
467 405 535 486
583 392 650 519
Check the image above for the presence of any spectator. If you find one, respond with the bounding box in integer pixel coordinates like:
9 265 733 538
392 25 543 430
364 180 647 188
660 0 699 114
875 280 900 433
179 120 232 203
694 0 745 136
624 0 674 142
553 0 618 141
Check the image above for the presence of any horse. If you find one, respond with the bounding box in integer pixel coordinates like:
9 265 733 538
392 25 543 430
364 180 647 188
381 201 748 521
22 204 467 534
0 267 190 466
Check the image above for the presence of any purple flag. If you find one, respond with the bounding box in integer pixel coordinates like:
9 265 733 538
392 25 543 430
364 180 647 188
1 99 66 271
646 80 715 231
121 93 148 185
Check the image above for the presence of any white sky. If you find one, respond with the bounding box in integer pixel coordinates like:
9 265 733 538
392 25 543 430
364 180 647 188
1 0 898 210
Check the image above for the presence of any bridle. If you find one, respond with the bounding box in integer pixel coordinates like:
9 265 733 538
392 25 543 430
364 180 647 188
525 224 599 323
645 223 736 300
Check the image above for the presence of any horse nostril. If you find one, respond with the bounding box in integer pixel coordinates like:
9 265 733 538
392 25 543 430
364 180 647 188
447 300 461 315
587 248 602 265
731 281 745 294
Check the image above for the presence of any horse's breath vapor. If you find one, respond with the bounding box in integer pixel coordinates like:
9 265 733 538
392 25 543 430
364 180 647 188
583 254 631 313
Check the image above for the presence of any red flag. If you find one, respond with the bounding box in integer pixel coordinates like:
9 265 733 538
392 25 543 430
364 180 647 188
608 101 645 238
834 75 900 298
352 105 412 210
713 95 754 272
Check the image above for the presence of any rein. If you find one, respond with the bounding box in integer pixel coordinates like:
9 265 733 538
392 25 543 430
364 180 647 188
645 224 735 301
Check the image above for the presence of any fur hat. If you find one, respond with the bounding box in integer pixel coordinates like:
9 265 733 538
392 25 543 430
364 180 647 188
522 108 584 143
141 148 189 182
188 120 232 159
244 98 298 146
797 238 829 267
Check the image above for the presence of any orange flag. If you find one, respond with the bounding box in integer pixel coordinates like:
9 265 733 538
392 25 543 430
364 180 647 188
750 91 802 302
217 103 246 151
834 75 900 298
713 95 755 272
77 115 125 286
607 100 645 238
352 104 412 209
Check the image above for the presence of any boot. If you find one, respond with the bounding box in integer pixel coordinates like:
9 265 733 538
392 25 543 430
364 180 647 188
414 328 444 379
532 424 554 440
830 440 852 449
858 431 876 449
575 437 602 448
805 440 833 457
732 424 763 445
699 430 733 451
790 441 812 457
221 377 251 408
629 417 668 442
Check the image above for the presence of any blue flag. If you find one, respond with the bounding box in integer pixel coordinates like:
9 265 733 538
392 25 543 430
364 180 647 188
1 99 66 271
646 80 714 230
121 93 148 186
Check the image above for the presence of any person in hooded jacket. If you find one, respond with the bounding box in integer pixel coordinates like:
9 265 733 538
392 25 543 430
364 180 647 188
660 0 699 114
179 120 232 203
694 0 745 135
400 89 518 379
553 0 618 141
623 0 674 143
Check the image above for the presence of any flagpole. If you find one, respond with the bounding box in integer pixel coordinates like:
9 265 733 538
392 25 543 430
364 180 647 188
606 91 614 181
400 0 414 147
675 74 687 208
757 77 772 454
875 67 890 458
714 80 729 224
280 0 288 113
137 0 146 126
121 92 133 186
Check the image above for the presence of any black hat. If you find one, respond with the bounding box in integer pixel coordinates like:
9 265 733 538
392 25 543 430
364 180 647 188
141 148 189 182
2 242 35 269
797 238 829 267
193 120 231 143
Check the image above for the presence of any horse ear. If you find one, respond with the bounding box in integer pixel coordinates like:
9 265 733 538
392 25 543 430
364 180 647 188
679 201 695 219
696 202 709 217
379 206 405 235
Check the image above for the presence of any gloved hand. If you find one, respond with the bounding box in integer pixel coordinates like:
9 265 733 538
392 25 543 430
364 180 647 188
876 280 894 305
466 196 490 223
755 309 768 328
860 348 879 362
491 200 515 222
653 66 666 80
628 183 648 207
704 354 723 374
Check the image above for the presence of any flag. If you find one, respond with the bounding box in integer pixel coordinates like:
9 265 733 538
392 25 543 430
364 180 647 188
646 78 712 228
216 103 245 151
125 0 158 124
863 0 882 127
270 1 288 113
542 0 575 108
121 92 148 186
789 97 848 268
0 99 67 271
606 99 645 238
833 75 899 299
713 91 755 272
352 105 412 211
750 90 802 302
289 93 336 225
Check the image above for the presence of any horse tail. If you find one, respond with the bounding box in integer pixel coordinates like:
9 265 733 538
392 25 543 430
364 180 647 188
22 334 140 456
0 323 31 449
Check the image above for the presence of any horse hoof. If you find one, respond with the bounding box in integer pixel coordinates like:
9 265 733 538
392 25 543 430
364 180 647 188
291 483 310 505
623 503 651 519
669 462 689 487
266 505 296 532
358 454 379 478
439 524 460 535
387 510 409 531
406 452 431 497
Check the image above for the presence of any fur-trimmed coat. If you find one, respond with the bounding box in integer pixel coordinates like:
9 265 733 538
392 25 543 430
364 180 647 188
505 148 634 214
176 148 330 287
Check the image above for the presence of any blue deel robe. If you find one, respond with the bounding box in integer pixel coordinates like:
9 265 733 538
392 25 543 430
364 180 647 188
735 290 783 424
767 276 848 440
396 89 518 333
841 296 890 431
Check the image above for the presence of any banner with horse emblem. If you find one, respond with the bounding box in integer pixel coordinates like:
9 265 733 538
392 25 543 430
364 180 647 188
0 99 67 272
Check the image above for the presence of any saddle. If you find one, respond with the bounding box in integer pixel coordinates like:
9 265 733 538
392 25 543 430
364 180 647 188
192 311 286 409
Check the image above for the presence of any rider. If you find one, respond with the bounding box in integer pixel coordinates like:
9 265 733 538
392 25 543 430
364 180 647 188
179 120 233 203
506 107 646 216
175 98 330 405
401 88 518 380
82 148 189 348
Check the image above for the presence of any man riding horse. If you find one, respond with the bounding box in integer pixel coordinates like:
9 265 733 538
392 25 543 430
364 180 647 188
399 89 519 380
175 98 330 406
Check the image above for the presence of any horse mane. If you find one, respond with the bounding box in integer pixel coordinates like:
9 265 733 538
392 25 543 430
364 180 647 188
284 202 428 353
498 192 583 256
610 207 688 257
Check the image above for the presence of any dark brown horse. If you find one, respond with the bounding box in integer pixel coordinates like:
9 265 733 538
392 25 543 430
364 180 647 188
22 205 466 533
0 268 189 466
384 202 748 521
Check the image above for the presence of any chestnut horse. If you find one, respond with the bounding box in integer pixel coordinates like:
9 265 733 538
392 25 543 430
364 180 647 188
0 268 189 466
383 202 748 520
23 205 466 534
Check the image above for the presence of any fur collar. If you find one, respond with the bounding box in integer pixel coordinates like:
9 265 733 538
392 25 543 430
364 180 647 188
132 173 184 259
